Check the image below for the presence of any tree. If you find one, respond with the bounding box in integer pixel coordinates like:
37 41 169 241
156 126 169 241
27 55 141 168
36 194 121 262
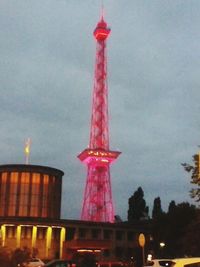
151 198 168 258
152 201 198 258
0 246 31 267
152 197 163 219
179 210 200 256
10 247 31 267
168 200 176 213
182 153 200 202
128 187 149 221
166 202 197 257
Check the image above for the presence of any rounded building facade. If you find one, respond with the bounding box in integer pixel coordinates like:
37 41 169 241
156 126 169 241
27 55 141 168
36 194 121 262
0 164 64 219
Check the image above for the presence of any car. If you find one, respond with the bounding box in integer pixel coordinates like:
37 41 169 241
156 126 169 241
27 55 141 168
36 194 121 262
44 259 76 267
25 258 45 267
173 258 200 267
144 259 175 267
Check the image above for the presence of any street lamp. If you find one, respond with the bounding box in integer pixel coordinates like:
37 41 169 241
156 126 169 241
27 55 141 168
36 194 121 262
159 242 165 258
160 242 165 248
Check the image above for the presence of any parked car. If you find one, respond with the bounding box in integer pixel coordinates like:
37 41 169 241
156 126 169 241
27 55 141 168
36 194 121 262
25 258 45 267
44 259 76 267
173 258 200 267
144 259 175 267
145 258 200 267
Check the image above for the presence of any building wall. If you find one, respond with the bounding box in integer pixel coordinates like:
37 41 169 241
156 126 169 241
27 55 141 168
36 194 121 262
0 165 64 219
0 223 65 259
64 222 147 262
0 220 151 262
0 164 151 263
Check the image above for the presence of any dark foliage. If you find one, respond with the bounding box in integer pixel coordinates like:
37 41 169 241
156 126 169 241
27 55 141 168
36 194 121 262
0 246 31 267
128 187 149 221
11 247 31 267
152 197 163 219
151 201 199 258
182 153 200 202
179 211 200 256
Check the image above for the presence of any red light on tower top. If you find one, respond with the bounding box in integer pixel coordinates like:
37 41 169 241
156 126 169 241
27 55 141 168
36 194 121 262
93 16 110 41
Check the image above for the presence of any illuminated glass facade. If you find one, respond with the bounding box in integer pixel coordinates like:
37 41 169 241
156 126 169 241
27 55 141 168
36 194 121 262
0 165 64 219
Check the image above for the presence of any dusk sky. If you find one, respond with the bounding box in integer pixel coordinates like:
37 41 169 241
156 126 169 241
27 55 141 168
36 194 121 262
1 1 200 220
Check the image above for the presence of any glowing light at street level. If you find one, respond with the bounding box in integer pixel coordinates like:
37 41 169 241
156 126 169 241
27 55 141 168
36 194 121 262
32 226 37 248
46 226 52 258
147 254 152 261
160 242 166 248
60 227 66 259
16 225 21 247
77 249 101 253
1 225 6 246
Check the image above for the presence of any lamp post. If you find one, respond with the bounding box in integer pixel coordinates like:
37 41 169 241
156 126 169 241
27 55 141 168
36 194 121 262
139 233 146 265
159 242 165 258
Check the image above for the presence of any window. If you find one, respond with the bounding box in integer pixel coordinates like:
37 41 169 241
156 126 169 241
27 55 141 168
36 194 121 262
6 226 15 238
8 172 18 216
19 172 30 216
92 229 100 239
127 231 134 241
0 172 7 215
30 173 40 217
21 226 32 239
37 227 46 240
115 231 124 241
79 228 86 239
52 228 60 241
158 261 175 267
41 174 49 217
66 228 75 241
104 230 112 240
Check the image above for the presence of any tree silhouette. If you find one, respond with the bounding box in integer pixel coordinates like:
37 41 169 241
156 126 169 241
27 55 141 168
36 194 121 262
168 200 176 213
151 200 198 258
179 210 200 256
128 187 149 221
152 197 163 219
10 247 31 267
182 153 200 202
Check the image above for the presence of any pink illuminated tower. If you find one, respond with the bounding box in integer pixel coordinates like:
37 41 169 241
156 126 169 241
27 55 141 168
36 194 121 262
78 14 121 223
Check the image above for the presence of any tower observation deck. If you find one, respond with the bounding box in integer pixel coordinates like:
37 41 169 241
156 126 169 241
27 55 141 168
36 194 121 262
78 15 121 223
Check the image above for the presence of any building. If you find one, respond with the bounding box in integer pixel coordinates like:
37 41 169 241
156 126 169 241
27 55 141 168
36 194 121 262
0 164 151 263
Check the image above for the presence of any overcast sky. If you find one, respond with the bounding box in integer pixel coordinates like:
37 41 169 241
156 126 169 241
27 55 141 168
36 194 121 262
1 0 200 220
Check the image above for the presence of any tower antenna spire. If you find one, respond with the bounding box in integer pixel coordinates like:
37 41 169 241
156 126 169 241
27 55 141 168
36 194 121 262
100 0 105 19
78 11 121 223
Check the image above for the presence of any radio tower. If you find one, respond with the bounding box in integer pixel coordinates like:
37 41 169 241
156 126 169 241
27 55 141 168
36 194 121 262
78 13 121 223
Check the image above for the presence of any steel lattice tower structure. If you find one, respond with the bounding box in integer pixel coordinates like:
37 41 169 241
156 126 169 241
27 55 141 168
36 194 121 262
78 14 121 223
